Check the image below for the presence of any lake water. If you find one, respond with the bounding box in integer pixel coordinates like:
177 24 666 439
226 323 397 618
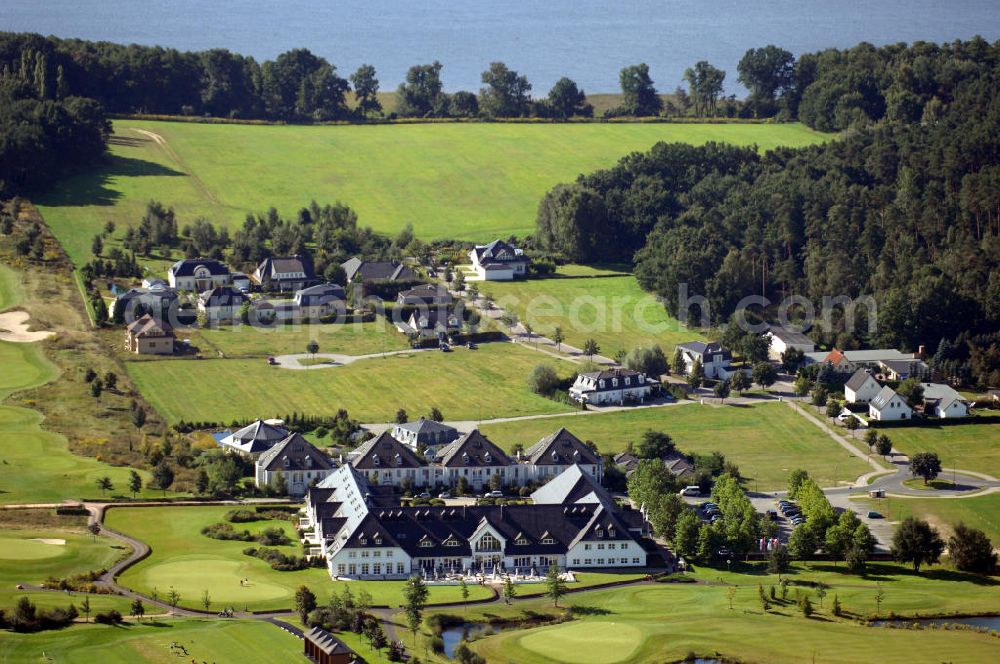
4 1 999 94
873 615 1000 630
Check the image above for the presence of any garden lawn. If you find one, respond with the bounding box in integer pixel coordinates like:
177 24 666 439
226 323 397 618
854 492 1000 544
477 267 705 358
0 618 302 664
125 342 576 425
190 318 409 358
36 120 828 267
457 562 1000 664
881 411 1000 479
106 505 494 612
481 402 870 490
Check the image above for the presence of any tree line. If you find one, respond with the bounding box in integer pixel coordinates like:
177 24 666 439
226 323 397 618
0 43 109 196
535 39 1000 386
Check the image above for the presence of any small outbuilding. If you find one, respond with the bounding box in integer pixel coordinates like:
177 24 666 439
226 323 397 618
303 626 358 664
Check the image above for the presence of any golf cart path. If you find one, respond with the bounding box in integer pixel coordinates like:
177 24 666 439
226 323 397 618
272 347 432 369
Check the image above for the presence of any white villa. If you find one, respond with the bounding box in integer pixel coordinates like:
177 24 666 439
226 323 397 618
167 258 231 291
676 341 733 379
765 326 815 360
920 383 971 419
255 433 336 496
467 239 529 281
568 368 659 405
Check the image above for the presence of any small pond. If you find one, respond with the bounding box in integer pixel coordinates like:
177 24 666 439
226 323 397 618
441 622 517 657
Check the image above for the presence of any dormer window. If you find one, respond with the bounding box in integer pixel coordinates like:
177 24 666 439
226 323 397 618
595 528 604 538
551 450 558 461
444 537 459 547
283 457 290 468
419 537 434 548
608 527 615 538
541 536 554 545
305 457 313 468
612 378 618 387
395 453 402 466
359 536 367 545
484 452 492 463
624 377 631 385
515 536 528 546
374 536 382 545
598 379 605 389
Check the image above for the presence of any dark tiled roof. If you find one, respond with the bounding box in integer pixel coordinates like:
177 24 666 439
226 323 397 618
125 313 174 338
295 283 346 306
767 326 814 346
304 627 357 658
225 419 289 454
523 428 600 466
471 239 526 263
199 286 248 307
169 258 230 277
395 417 457 437
845 369 877 392
255 255 315 281
676 341 732 360
341 257 416 283
257 433 336 472
436 430 511 467
351 431 426 470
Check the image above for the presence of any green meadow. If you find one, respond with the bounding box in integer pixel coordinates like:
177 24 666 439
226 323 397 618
190 318 410 358
879 411 1000 479
481 402 871 490
36 120 828 267
477 265 706 357
126 342 577 424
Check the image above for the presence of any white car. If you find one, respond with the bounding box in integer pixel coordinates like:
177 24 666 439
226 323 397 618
484 490 504 499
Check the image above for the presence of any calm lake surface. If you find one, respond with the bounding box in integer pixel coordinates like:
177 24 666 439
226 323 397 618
4 1 999 93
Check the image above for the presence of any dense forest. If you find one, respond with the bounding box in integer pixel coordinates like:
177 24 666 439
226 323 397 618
536 38 1000 386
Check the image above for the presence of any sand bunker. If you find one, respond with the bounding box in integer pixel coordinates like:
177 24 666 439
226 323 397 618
0 311 54 343
32 538 66 545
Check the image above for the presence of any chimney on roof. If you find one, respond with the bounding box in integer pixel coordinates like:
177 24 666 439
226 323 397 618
916 344 926 359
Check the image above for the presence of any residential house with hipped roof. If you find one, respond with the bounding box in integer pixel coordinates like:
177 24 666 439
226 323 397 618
218 419 290 459
764 326 815 360
390 418 460 455
920 383 970 419
168 258 231 291
255 433 336 496
253 255 318 292
341 258 416 284
198 286 248 322
125 314 175 355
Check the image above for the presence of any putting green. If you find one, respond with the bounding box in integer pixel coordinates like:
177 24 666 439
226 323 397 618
132 557 291 604
519 621 643 663
0 537 67 560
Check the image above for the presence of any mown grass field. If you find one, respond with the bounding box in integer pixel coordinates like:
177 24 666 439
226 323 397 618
0 267 157 504
879 411 1000 479
434 562 1000 664
477 264 706 357
481 402 871 490
126 342 576 424
190 319 410 358
0 618 302 664
106 505 489 612
36 120 829 267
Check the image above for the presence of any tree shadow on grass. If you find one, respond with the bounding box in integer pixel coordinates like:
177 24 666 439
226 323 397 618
568 605 612 616
37 155 186 208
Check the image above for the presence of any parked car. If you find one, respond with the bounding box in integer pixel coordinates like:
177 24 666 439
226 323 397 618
438 491 452 499
418 491 431 498
439 343 451 352
466 342 478 349
680 486 702 497
485 490 504 498
766 510 779 520
867 511 883 519
717 547 731 558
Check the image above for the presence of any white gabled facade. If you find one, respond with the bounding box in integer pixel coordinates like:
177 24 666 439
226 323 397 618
868 386 913 421
844 370 882 404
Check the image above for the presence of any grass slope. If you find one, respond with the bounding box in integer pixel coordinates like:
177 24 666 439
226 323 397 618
881 411 1000 479
37 120 828 267
0 619 302 664
477 265 705 357
106 505 494 611
126 342 576 424
481 402 870 490
459 562 1000 664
